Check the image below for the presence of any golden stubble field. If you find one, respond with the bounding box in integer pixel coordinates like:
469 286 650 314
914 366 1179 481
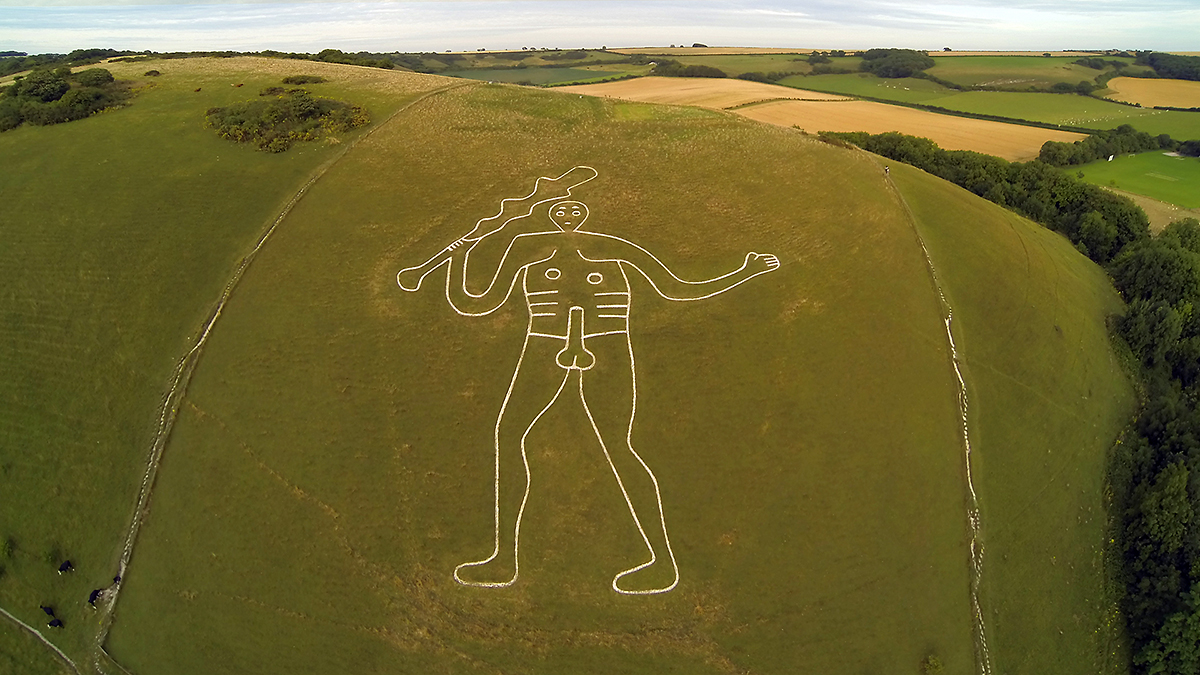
1105 76 1200 109
557 76 847 109
564 77 1086 161
735 99 1085 161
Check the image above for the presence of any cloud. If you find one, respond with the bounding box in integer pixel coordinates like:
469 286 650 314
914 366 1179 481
0 1 1197 53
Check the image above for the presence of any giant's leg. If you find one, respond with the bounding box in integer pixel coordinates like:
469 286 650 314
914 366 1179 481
579 334 679 594
455 335 569 587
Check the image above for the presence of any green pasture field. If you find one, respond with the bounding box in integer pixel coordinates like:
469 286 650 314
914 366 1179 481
1110 109 1200 140
1076 151 1200 209
444 66 632 86
777 73 948 102
413 50 628 74
921 91 1161 127
0 624 69 675
925 55 1129 89
777 71 1200 138
889 163 1136 675
0 56 444 668
105 84 980 674
664 53 821 76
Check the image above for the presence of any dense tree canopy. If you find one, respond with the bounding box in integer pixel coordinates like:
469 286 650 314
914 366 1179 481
859 48 935 78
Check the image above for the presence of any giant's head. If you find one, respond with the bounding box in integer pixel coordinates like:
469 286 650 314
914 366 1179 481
549 201 589 231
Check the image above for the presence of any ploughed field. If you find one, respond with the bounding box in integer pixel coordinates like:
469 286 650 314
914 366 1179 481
1 57 1133 675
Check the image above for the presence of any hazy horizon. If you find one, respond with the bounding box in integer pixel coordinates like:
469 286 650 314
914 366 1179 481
1 0 1197 56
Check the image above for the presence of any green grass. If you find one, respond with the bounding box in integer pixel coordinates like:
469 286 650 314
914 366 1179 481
0 622 69 675
2 58 1141 675
926 55 1128 89
1076 151 1200 208
105 84 978 674
890 162 1136 675
665 53 815 76
444 66 625 85
0 56 443 668
776 71 1200 139
922 91 1160 127
778 72 948 101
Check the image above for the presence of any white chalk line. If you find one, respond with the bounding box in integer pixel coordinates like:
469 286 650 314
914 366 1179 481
401 168 777 593
94 82 473 669
886 171 993 675
0 604 80 674
396 166 597 294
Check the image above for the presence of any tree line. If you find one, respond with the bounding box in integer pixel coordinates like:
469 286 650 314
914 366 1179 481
822 130 1147 263
1039 125 1200 167
824 127 1200 673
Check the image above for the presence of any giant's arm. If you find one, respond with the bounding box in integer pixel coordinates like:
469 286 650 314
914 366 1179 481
580 233 779 300
419 234 556 316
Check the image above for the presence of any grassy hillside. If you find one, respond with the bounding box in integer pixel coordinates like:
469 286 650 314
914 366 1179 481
104 84 978 674
0 56 444 668
1 56 1137 675
889 162 1136 674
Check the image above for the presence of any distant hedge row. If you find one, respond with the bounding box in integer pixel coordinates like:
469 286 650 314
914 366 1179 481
204 87 369 152
0 67 129 132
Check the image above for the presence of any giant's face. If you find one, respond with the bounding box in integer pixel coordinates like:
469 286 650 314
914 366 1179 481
550 201 589 231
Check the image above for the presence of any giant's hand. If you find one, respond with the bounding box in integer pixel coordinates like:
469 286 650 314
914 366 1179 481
744 252 780 276
396 238 468 291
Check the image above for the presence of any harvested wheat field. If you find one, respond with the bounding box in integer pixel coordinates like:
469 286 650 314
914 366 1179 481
1105 76 1200 109
735 99 1086 161
558 76 847 109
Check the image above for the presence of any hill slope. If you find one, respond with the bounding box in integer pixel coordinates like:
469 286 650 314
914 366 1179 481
0 59 1134 675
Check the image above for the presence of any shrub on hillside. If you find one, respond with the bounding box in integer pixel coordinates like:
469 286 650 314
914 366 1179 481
0 67 130 132
281 74 326 85
859 48 935 78
205 88 370 152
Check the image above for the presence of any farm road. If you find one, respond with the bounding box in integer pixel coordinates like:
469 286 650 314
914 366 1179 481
83 80 476 675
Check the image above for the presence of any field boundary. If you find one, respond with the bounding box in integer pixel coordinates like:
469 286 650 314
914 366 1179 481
782 85 1104 134
91 80 475 673
0 604 81 675
879 161 994 675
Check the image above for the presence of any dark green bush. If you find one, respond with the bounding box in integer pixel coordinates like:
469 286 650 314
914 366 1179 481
205 88 370 152
281 74 326 85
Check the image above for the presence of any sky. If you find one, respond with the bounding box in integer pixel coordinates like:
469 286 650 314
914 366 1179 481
0 0 1198 55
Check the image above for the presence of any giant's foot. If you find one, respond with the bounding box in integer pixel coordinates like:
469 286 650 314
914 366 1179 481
612 557 679 595
454 555 517 588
